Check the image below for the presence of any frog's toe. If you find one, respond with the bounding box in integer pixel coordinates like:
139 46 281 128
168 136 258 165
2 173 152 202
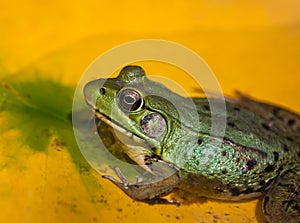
102 165 180 204
263 167 300 223
144 197 180 206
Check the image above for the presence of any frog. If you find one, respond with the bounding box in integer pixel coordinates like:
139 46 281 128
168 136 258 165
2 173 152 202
84 65 300 223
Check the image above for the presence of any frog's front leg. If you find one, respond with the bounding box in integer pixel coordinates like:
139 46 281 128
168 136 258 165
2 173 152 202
102 162 180 206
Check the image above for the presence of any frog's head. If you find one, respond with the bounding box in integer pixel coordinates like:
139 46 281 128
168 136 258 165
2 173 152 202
84 65 185 155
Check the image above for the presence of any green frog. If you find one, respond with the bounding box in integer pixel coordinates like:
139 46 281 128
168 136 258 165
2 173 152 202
84 65 299 223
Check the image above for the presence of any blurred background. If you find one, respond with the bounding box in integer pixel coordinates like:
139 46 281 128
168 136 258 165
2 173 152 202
0 1 299 223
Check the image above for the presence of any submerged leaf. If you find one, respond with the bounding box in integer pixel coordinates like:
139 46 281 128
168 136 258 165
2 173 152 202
0 77 72 150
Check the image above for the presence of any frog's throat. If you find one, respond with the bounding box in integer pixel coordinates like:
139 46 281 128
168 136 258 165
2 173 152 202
94 109 150 147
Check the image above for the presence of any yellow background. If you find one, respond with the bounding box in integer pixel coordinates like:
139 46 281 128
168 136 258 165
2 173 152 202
0 1 300 223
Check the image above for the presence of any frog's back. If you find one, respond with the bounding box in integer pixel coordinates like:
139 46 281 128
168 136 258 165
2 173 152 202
230 94 300 223
159 91 300 222
232 92 300 142
224 97 300 161
180 96 300 222
192 96 300 164
165 94 300 222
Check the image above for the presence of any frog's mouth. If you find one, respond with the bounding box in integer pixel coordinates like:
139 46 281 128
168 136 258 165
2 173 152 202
94 109 150 146
94 109 161 174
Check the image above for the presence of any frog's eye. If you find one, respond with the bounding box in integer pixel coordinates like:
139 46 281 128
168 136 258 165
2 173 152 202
118 89 144 112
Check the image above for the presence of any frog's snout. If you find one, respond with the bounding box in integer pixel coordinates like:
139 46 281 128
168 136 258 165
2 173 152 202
83 80 101 108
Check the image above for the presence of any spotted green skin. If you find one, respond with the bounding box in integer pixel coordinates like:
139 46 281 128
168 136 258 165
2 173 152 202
84 66 300 223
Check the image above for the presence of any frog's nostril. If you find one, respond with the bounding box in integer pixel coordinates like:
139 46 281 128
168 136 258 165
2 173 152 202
99 87 106 95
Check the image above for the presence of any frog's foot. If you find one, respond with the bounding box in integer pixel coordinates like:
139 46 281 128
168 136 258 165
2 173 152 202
263 166 300 223
102 166 180 206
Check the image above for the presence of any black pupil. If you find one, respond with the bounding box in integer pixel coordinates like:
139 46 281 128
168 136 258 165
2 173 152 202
124 95 135 104
119 89 142 112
